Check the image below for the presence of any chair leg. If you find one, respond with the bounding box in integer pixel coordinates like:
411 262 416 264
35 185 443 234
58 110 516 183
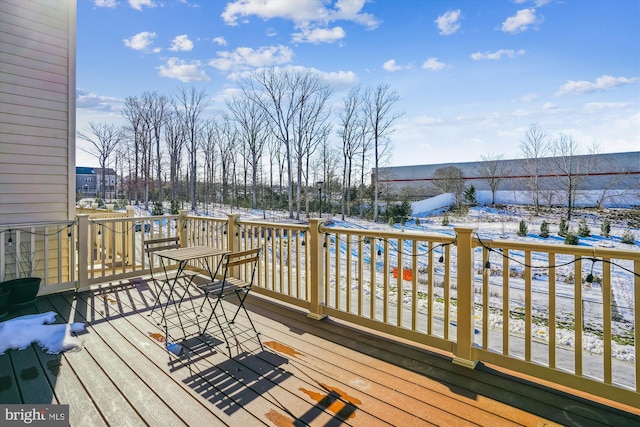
149 279 168 317
231 289 263 350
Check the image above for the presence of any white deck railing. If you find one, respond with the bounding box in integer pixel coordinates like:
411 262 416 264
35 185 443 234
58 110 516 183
1 209 637 407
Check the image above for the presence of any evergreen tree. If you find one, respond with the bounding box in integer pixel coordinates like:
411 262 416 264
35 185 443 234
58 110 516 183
578 218 591 237
558 217 568 237
539 220 549 238
517 219 528 237
600 218 611 237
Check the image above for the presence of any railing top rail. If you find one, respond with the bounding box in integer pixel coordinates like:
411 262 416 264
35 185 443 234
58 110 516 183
474 235 640 259
319 224 457 243
88 214 180 225
236 219 310 231
184 214 227 220
0 220 76 230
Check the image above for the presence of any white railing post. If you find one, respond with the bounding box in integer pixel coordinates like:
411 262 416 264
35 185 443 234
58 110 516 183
227 214 241 278
178 210 189 246
77 214 89 290
453 226 478 368
308 218 326 320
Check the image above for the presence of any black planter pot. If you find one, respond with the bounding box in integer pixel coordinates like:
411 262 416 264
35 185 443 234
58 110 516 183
0 287 10 318
2 277 42 307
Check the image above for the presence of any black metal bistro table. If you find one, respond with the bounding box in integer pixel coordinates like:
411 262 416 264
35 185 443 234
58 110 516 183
154 246 229 338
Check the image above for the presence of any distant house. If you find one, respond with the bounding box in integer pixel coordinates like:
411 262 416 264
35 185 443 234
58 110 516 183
75 167 118 199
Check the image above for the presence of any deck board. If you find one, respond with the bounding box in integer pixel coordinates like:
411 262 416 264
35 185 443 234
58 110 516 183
1 275 639 426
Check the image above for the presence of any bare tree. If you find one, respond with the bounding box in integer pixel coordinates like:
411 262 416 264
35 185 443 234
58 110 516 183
212 116 236 205
477 153 511 205
292 74 332 218
141 92 169 203
241 68 332 219
201 119 218 213
432 166 465 209
520 123 549 214
363 84 402 222
77 122 122 200
227 95 268 210
122 96 145 204
550 135 597 220
164 110 185 202
240 68 296 218
173 86 208 211
337 86 364 219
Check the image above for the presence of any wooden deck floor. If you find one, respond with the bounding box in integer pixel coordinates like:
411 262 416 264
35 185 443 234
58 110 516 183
1 276 639 426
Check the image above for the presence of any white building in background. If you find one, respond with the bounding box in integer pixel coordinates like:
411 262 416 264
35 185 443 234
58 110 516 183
376 151 640 208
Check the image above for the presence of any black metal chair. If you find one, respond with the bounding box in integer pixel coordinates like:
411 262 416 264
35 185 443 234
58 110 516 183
144 236 181 318
198 247 262 355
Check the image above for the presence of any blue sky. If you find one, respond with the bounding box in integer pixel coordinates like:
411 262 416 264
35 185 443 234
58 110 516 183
76 0 640 168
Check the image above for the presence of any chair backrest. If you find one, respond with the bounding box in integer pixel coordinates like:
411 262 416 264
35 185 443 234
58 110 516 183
144 236 180 270
220 247 261 287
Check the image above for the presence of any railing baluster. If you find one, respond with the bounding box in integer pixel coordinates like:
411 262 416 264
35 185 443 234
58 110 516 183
549 252 556 369
603 256 612 384
525 250 532 362
411 240 418 331
575 256 583 376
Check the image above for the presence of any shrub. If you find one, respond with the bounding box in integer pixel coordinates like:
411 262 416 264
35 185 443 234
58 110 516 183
621 229 636 245
388 217 394 227
517 219 528 237
152 201 164 216
558 217 568 237
415 217 420 226
539 220 549 238
577 218 590 237
170 200 180 215
464 185 477 206
600 218 611 237
564 231 579 245
441 213 449 226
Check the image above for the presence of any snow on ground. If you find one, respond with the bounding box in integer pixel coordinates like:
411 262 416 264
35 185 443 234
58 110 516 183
132 199 639 365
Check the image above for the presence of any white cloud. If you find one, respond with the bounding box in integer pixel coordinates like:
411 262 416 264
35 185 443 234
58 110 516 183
123 31 157 51
541 102 557 110
583 101 632 112
318 68 359 89
222 0 379 27
471 49 525 60
228 65 357 91
209 45 294 71
157 58 210 82
213 36 227 46
94 0 116 7
435 10 462 35
422 57 446 70
383 59 404 72
514 0 551 4
169 35 194 52
76 89 121 111
292 26 346 44
501 8 541 33
520 93 538 102
554 75 640 96
129 0 157 11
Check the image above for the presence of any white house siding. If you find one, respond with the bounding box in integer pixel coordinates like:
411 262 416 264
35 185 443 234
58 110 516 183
0 0 76 225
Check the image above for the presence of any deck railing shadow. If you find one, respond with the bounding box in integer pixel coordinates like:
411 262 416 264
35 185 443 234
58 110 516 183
182 350 292 416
